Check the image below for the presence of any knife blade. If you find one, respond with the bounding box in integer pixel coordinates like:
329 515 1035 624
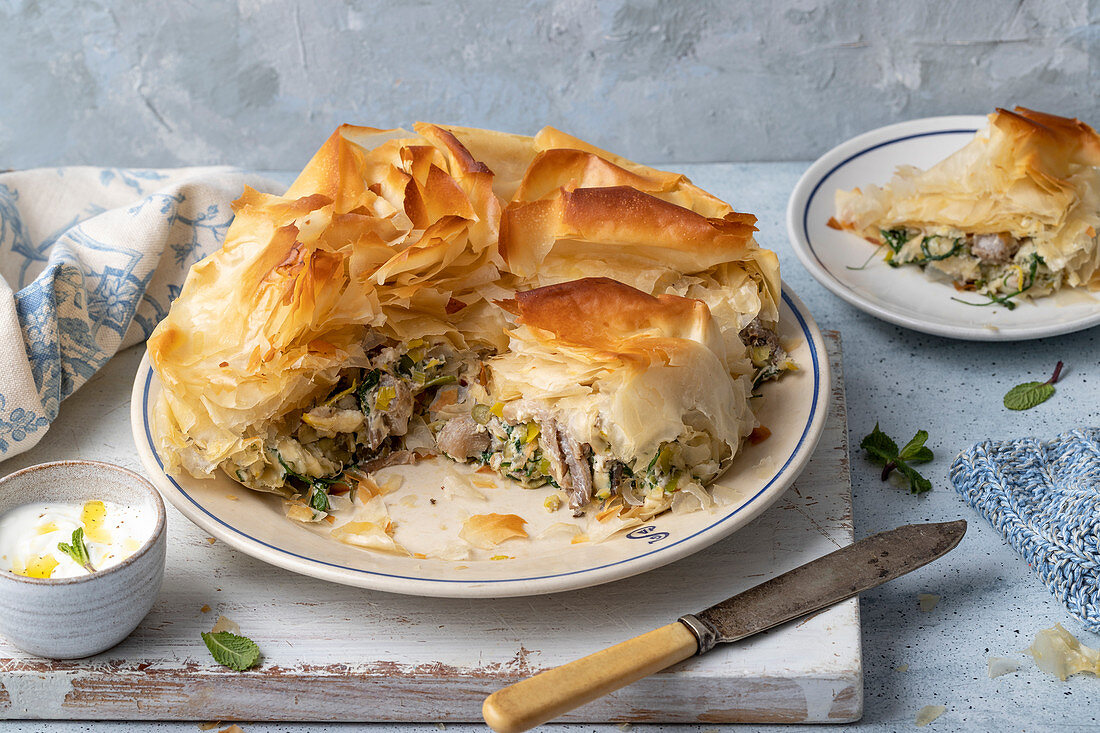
482 520 966 733
680 519 967 652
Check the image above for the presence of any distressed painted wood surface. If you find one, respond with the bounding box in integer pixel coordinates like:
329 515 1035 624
0 332 856 723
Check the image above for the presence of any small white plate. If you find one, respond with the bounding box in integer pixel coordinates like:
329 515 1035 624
130 287 829 598
787 115 1100 341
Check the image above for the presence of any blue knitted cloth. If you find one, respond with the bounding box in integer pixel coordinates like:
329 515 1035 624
951 428 1100 630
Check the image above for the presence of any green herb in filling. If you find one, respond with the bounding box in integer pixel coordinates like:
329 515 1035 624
880 228 910 253
918 236 963 262
276 452 345 511
355 368 382 412
952 253 1043 310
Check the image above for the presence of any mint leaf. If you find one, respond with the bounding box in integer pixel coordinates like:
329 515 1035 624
202 631 261 671
860 425 933 495
1004 381 1055 411
860 424 898 464
57 528 94 573
1004 361 1063 411
907 446 934 463
897 463 933 495
898 430 930 461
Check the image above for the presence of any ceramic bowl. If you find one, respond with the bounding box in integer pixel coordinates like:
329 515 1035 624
0 460 166 658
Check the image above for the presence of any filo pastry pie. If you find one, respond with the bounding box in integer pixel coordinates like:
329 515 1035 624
832 107 1100 307
148 122 790 541
457 277 751 518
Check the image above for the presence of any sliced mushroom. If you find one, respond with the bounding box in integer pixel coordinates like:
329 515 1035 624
435 416 491 461
971 233 1019 264
559 431 593 515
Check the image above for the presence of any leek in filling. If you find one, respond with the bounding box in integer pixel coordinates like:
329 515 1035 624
878 227 1061 309
222 324 788 520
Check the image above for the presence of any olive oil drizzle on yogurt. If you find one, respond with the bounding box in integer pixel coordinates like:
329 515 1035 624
0 500 152 579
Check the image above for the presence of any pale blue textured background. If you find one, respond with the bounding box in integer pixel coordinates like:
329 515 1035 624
4 161 1100 733
3 2 1100 731
0 0 1097 168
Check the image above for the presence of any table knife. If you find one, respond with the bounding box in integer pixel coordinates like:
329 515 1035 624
482 519 966 732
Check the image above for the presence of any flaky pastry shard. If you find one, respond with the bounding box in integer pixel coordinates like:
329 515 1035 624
833 107 1100 304
459 513 529 549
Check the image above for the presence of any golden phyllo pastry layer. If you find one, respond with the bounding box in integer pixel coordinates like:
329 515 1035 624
148 123 788 546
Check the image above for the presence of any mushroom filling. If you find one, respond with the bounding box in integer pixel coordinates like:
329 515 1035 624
223 337 481 508
739 318 792 388
433 407 726 517
221 334 732 518
878 227 1059 301
440 408 727 516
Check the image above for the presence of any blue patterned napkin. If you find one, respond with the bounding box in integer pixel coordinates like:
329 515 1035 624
0 167 283 461
951 428 1100 630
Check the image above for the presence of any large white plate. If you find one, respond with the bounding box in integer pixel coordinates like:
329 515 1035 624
787 115 1100 341
130 287 829 598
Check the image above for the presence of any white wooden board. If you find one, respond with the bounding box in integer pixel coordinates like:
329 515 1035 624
0 332 858 723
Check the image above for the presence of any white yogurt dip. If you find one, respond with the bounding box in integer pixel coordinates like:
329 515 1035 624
0 500 155 579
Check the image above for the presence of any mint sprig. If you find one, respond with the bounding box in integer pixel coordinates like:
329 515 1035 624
57 527 95 573
860 424 934 494
202 631 261 671
1004 361 1063 411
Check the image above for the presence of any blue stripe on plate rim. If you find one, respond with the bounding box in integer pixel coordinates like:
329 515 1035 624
140 288 821 585
800 128 978 277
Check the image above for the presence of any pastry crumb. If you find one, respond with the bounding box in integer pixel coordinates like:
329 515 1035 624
1027 623 1100 680
211 615 240 635
915 704 946 727
987 656 1019 678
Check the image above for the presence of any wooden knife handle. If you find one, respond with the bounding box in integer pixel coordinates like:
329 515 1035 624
482 621 699 733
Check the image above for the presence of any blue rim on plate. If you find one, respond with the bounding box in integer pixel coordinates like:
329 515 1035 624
786 115 1100 341
800 128 977 278
131 286 830 597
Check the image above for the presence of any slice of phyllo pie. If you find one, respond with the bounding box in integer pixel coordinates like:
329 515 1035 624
430 277 752 518
833 107 1100 307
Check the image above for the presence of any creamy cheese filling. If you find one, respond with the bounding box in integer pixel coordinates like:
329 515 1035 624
878 227 1066 307
218 322 786 522
224 337 483 505
435 405 729 517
